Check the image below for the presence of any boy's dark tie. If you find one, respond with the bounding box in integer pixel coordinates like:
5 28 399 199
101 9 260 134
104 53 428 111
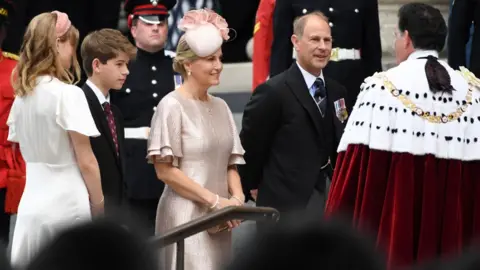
102 102 119 155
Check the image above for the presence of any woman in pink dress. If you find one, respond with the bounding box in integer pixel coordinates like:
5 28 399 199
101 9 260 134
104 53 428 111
146 9 245 270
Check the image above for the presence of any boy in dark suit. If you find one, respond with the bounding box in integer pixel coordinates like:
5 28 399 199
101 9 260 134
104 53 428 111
80 29 137 215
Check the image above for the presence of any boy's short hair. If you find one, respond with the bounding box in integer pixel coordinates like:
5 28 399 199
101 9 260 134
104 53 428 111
81 28 137 77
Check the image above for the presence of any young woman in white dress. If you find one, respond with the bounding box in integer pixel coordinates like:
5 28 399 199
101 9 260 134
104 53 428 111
7 11 104 266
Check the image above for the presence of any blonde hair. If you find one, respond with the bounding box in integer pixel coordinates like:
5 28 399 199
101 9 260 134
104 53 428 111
81 28 137 77
172 35 198 78
12 12 81 97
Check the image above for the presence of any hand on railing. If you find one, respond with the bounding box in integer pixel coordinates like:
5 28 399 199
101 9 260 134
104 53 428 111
152 205 280 249
250 189 258 201
211 196 243 231
215 196 238 210
227 195 244 229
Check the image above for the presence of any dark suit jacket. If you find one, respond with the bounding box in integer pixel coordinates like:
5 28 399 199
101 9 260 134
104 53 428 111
269 0 382 111
82 84 126 211
239 63 347 212
448 0 480 77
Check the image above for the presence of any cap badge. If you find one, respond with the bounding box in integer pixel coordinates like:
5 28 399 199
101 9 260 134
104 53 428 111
0 8 8 17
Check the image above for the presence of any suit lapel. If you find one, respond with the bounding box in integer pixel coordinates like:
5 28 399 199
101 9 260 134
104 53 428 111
286 64 326 138
82 84 119 160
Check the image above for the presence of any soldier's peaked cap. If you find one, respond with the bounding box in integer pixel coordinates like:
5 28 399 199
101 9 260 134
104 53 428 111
124 0 177 28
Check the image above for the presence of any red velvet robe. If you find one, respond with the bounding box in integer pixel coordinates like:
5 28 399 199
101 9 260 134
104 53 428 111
325 51 480 268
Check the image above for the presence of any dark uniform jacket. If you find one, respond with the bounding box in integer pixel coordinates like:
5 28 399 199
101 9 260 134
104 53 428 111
110 48 177 200
448 0 480 77
217 0 261 63
269 0 382 111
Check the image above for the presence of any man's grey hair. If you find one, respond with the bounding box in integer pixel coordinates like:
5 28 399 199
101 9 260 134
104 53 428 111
293 11 330 37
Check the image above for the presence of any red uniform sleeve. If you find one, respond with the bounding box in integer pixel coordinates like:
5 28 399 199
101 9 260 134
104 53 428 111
5 144 25 214
0 56 26 214
252 0 275 91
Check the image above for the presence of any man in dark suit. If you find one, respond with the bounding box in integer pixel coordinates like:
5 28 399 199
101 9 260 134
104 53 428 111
240 11 347 222
269 0 382 112
80 29 137 214
448 0 479 77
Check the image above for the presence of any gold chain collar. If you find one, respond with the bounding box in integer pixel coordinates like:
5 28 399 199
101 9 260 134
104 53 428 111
376 67 479 124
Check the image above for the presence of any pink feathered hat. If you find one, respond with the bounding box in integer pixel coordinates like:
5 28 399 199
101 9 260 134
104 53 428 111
178 8 233 57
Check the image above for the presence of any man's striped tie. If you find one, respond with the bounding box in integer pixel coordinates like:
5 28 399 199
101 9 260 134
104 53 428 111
313 78 327 117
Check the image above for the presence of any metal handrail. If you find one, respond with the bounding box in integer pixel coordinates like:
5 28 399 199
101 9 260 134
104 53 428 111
149 206 280 270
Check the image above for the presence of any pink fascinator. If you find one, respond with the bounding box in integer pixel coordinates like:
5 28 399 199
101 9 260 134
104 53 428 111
178 8 232 57
51 11 71 38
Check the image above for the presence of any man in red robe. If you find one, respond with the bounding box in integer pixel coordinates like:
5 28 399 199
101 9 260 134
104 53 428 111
0 0 25 246
325 2 480 268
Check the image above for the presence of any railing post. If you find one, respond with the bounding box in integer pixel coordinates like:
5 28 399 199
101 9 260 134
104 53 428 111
176 239 185 270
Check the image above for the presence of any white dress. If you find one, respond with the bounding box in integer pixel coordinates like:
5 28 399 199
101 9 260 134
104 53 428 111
7 76 100 267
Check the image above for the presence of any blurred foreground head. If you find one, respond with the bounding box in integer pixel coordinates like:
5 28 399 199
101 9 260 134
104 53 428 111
228 216 385 270
412 246 480 270
25 218 158 270
0 242 11 270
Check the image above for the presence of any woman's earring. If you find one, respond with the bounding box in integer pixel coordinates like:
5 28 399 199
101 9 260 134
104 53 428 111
187 70 191 76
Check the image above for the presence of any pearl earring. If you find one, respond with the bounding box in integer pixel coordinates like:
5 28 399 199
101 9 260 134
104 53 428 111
187 70 191 76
